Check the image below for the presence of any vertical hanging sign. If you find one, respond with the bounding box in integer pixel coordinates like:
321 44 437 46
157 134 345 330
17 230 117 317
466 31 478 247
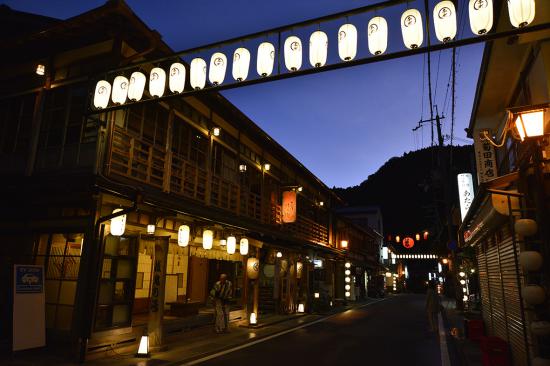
13 264 45 351
473 130 497 183
282 191 297 223
148 237 168 348
457 173 475 221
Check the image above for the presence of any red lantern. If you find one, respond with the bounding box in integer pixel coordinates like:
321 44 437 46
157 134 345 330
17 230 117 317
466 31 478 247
423 231 429 240
402 237 415 249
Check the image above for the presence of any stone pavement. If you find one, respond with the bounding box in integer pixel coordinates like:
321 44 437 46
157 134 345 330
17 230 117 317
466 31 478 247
2 298 378 366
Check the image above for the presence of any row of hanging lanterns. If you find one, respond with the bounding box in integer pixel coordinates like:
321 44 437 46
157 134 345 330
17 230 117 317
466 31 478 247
394 254 439 259
93 0 536 109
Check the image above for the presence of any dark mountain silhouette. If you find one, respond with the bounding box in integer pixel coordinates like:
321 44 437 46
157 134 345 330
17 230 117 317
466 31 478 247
334 145 475 245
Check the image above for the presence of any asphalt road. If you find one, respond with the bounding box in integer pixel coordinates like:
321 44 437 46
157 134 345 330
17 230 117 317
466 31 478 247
196 294 443 366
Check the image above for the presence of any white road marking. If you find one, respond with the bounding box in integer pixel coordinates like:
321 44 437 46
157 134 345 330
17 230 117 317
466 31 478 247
178 298 388 365
438 312 451 366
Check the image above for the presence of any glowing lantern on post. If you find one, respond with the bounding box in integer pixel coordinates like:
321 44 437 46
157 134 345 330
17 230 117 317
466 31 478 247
240 238 249 255
508 0 535 28
514 110 545 141
284 36 302 71
297 303 305 313
247 257 260 280
257 42 275 77
209 52 227 85
434 1 457 43
112 76 129 105
232 47 250 81
368 17 388 56
469 0 493 35
249 312 257 325
93 80 111 109
169 62 186 93
110 208 126 236
136 335 149 358
202 229 213 250
178 225 190 247
190 58 207 90
128 72 146 101
149 67 166 98
338 24 357 61
227 236 236 254
401 9 423 49
309 31 328 67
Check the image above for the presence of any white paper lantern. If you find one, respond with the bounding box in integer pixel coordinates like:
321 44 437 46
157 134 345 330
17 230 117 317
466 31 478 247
519 251 543 271
368 17 388 55
284 36 302 71
434 1 457 42
401 9 423 49
209 52 227 85
202 229 213 250
515 218 538 236
93 80 111 109
247 257 259 280
232 47 250 81
508 0 535 28
257 42 275 77
469 0 493 35
240 238 249 255
111 76 129 105
149 67 166 98
227 236 236 255
128 71 146 101
297 303 305 313
338 24 358 61
169 62 186 93
190 58 207 90
110 208 126 236
178 225 190 247
522 285 545 305
309 31 328 67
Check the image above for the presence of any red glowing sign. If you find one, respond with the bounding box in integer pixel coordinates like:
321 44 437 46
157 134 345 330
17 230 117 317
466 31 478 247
402 237 415 249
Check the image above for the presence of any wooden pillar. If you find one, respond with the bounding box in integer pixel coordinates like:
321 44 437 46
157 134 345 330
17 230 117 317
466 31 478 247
242 255 248 315
252 248 260 316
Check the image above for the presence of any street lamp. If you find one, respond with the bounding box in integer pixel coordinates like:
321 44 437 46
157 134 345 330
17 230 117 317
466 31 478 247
514 109 545 141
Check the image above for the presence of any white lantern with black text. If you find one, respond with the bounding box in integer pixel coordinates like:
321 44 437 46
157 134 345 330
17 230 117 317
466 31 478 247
190 58 207 90
240 238 249 255
401 9 423 49
111 76 129 105
469 0 493 35
128 72 146 101
149 67 166 97
368 17 388 55
110 208 126 236
227 236 236 255
284 36 302 71
202 229 213 250
93 80 111 109
434 1 457 42
178 225 190 247
338 24 358 61
508 0 535 28
247 257 260 280
169 63 186 93
209 52 227 85
257 42 275 77
309 31 328 67
232 47 250 81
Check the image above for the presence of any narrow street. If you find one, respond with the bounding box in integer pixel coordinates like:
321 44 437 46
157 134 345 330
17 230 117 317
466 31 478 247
193 295 443 366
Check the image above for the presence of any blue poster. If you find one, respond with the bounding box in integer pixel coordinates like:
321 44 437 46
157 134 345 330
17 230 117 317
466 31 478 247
15 265 44 294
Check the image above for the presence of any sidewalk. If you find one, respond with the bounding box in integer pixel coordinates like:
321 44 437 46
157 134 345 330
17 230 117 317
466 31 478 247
3 298 378 366
440 298 483 366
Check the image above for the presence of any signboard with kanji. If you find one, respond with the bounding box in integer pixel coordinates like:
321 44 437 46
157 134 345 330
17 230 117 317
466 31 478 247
457 173 475 221
474 130 497 183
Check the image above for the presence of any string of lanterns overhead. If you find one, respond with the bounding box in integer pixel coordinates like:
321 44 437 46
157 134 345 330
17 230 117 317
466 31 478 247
92 0 537 109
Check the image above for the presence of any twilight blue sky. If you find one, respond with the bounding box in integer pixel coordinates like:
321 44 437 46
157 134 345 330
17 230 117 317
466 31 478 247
4 0 483 188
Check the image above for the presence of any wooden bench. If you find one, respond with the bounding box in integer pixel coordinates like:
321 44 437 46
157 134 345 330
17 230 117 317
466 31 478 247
167 301 202 317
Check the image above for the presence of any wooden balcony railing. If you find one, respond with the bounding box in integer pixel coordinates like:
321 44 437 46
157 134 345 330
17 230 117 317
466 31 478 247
106 127 329 246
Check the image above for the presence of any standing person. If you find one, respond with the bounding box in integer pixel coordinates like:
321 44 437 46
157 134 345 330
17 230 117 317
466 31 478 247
426 280 440 332
210 273 233 333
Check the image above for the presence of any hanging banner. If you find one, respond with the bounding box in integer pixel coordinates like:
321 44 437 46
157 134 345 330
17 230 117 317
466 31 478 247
147 237 168 348
457 173 475 221
13 265 45 351
282 191 297 223
473 130 497 183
